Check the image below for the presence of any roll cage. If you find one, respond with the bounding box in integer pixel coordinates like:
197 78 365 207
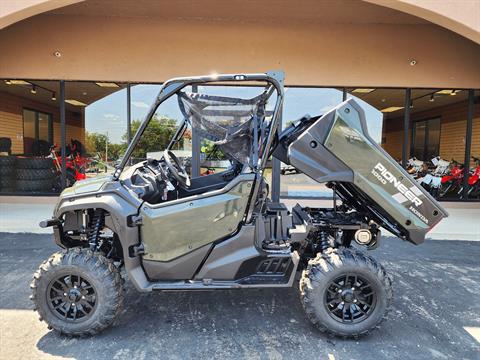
114 71 285 180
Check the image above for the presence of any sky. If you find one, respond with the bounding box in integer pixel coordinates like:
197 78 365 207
85 85 383 144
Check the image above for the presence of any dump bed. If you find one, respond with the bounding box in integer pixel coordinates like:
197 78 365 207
273 99 448 244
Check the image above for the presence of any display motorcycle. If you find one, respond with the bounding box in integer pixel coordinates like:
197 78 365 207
50 143 88 189
438 160 464 198
463 156 480 198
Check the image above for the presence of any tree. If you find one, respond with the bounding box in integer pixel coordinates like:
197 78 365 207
85 131 107 156
123 115 180 159
85 131 126 161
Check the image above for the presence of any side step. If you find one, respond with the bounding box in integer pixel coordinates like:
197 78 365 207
147 252 299 291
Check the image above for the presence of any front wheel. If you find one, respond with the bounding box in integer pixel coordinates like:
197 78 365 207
30 248 124 336
299 248 392 338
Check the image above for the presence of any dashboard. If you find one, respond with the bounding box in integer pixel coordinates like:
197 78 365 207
122 158 178 203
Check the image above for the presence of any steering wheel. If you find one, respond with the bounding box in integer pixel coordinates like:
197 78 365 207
163 150 191 188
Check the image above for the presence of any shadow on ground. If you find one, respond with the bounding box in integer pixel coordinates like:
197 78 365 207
0 232 479 359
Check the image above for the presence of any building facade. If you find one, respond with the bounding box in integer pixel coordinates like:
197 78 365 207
0 0 479 199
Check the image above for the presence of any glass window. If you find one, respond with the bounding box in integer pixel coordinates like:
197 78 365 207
409 89 470 200
411 117 441 161
23 109 36 153
0 80 59 194
345 88 386 144
467 89 480 200
279 87 344 198
22 109 53 154
66 81 128 177
412 120 426 160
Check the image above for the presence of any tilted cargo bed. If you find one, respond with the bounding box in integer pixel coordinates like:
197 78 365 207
273 99 448 244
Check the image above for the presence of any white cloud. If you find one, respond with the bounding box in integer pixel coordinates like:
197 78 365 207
103 113 120 120
132 101 149 109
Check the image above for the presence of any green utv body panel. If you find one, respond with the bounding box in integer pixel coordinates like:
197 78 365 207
61 176 112 196
285 99 448 244
140 174 255 262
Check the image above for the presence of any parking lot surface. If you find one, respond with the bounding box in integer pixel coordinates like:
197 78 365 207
0 232 479 360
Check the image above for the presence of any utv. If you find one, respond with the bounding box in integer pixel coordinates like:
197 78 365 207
32 72 447 337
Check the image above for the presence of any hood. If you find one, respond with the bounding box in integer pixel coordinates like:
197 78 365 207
61 175 112 197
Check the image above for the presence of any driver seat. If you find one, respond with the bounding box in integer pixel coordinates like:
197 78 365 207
177 164 241 198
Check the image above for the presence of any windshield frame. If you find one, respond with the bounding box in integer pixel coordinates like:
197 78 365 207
113 72 284 179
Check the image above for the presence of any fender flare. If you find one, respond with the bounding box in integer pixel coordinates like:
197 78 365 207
54 192 151 291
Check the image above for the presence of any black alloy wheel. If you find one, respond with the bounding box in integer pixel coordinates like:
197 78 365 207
324 273 376 324
47 273 97 322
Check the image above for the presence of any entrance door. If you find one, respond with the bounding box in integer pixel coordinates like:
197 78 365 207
411 118 440 161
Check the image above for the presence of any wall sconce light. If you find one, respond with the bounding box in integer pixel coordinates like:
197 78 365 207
429 94 435 102
30 85 37 94
409 100 414 108
51 92 56 101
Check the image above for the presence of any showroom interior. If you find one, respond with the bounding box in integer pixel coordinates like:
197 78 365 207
0 80 478 200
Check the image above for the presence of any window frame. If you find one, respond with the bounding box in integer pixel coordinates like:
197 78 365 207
410 117 441 161
22 107 54 146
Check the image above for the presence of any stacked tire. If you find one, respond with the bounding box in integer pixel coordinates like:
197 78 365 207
15 157 55 192
0 156 17 192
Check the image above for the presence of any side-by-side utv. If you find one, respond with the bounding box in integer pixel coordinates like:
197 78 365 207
32 72 447 337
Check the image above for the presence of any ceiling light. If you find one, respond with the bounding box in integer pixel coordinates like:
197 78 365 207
51 92 56 101
352 88 375 94
429 94 435 102
95 82 119 88
30 85 37 94
381 106 404 113
65 99 87 106
7 80 31 85
435 89 461 95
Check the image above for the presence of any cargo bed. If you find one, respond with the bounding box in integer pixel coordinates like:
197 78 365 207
273 99 448 244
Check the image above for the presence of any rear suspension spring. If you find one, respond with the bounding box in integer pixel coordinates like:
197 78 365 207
318 230 330 252
88 209 105 250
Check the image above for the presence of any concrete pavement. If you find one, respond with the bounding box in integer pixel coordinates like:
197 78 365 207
0 232 479 360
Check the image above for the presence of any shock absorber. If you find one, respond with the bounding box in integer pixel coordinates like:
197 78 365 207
318 230 330 252
88 209 105 250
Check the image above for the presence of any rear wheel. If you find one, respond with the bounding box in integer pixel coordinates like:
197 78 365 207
30 248 124 336
299 248 392 338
